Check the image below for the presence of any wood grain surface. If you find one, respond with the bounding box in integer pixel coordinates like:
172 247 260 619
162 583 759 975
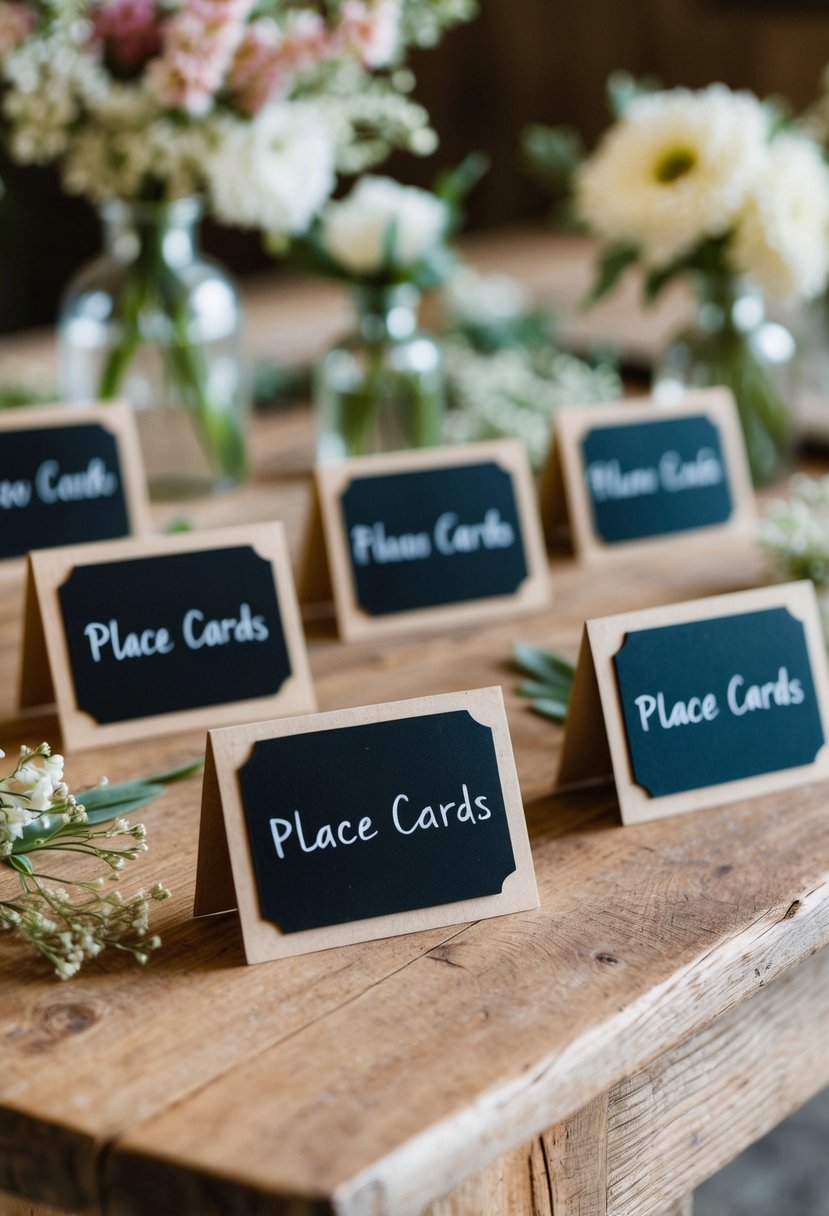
0 237 826 1216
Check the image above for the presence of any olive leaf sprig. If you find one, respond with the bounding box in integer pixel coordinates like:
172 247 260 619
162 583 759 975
0 744 200 980
513 642 576 722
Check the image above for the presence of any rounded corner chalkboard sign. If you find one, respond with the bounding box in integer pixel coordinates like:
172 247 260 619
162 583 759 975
310 441 551 640
58 545 291 724
581 413 734 545
22 523 315 749
193 687 540 963
560 581 829 825
544 391 755 561
0 402 150 559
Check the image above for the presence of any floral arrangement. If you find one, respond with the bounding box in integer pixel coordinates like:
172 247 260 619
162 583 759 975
300 161 485 459
295 157 487 286
0 0 475 234
574 82 829 306
0 742 193 979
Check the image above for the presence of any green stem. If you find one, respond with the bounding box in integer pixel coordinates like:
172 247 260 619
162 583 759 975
96 208 246 484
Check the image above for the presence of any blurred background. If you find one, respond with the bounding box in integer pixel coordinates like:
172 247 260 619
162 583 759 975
5 0 829 335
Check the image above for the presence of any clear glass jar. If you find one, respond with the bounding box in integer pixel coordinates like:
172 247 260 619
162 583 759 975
314 283 444 462
653 273 797 486
59 198 248 499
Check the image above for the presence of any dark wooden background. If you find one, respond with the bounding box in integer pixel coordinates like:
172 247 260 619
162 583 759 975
3 0 829 334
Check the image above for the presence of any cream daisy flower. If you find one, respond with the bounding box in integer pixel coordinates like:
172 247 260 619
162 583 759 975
730 134 829 302
576 84 769 268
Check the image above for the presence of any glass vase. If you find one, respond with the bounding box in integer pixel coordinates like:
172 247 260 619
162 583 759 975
653 274 797 486
59 198 248 499
314 284 444 462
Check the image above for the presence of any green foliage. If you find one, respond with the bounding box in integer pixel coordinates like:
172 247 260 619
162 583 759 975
523 124 585 225
585 242 639 306
606 70 662 118
513 642 576 723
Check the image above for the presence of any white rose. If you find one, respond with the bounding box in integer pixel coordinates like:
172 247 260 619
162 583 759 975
205 102 336 235
320 175 448 275
730 134 829 302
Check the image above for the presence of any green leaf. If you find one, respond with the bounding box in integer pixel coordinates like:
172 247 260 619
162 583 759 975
8 853 33 875
144 757 204 784
513 641 576 684
79 782 167 824
433 152 489 232
643 261 684 304
584 243 639 307
607 71 661 118
518 679 571 699
530 698 569 723
523 124 585 192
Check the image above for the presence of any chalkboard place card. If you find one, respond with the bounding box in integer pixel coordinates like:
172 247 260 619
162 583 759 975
299 440 550 641
557 582 829 824
539 389 755 560
0 402 151 559
193 686 538 962
19 523 315 750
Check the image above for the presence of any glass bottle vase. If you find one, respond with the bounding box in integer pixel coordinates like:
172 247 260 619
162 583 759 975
59 198 248 499
653 274 797 486
314 284 444 462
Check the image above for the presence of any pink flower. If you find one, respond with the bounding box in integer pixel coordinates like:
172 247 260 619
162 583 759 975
145 0 254 115
92 0 162 72
280 10 337 71
226 19 288 115
339 0 400 68
0 1 35 56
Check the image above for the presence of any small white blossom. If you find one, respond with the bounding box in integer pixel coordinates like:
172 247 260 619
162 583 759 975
321 174 448 274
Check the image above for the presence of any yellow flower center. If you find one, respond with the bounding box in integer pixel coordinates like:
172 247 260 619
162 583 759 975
654 146 698 183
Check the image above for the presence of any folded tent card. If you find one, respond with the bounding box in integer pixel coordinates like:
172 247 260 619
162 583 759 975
0 401 151 558
19 523 315 750
299 439 551 640
194 687 539 963
558 581 829 824
539 388 755 559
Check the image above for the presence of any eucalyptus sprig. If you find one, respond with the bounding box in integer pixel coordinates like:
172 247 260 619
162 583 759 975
0 745 200 980
513 643 576 722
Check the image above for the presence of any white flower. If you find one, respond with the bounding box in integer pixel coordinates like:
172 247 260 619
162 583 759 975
320 174 447 274
205 102 335 234
576 84 769 268
730 134 829 303
0 744 66 813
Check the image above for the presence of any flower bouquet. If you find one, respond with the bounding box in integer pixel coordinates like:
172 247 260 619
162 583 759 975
569 81 829 484
0 743 197 979
0 0 475 492
295 159 484 459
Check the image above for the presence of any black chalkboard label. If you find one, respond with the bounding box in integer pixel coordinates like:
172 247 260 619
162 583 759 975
340 462 529 615
581 414 733 544
614 607 825 798
58 546 291 723
238 710 517 933
0 424 131 558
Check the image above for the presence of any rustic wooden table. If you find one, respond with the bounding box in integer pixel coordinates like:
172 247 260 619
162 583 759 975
0 232 827 1216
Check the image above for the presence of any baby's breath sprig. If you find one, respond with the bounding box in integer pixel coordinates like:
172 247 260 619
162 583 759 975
0 744 196 980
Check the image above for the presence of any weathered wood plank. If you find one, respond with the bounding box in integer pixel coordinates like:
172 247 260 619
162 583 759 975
606 945 829 1216
426 1140 552 1216
102 792 829 1216
546 1096 608 1216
